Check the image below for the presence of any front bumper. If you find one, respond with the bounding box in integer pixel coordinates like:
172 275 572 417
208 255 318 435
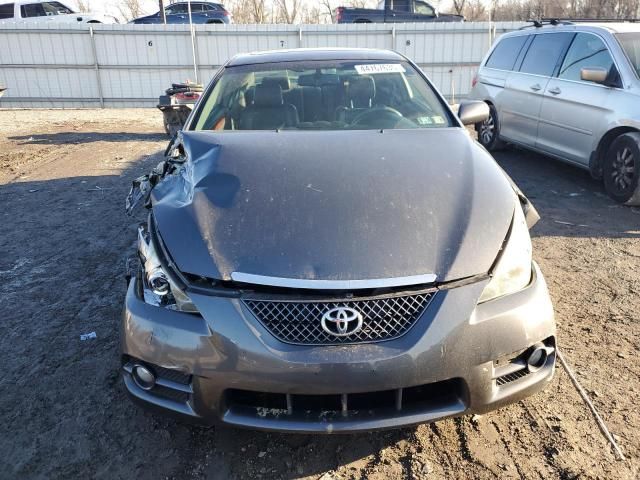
121 262 556 433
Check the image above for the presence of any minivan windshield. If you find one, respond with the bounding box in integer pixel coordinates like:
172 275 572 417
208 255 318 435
617 33 640 77
191 60 453 131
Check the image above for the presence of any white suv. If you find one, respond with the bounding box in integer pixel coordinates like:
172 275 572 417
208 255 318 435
0 1 113 24
469 21 640 205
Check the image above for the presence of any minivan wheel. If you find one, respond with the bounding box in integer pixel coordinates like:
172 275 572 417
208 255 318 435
476 104 505 151
604 132 640 205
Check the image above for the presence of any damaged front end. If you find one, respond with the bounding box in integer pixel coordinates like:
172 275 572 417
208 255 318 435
132 220 198 313
125 138 198 313
125 138 185 215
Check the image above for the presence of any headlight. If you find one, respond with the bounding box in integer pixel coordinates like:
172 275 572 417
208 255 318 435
137 223 199 313
478 203 532 303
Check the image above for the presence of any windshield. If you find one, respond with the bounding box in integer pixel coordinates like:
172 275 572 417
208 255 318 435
617 33 640 78
191 60 453 131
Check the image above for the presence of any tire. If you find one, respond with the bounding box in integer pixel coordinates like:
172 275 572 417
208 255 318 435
476 103 506 152
603 132 640 205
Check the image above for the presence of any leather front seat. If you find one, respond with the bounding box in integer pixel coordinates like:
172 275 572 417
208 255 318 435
239 84 299 130
336 76 376 124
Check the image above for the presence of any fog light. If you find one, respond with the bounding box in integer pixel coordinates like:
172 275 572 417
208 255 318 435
132 364 156 390
527 343 548 373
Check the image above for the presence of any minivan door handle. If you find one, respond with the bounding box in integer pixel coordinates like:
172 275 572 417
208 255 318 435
548 87 562 95
530 84 542 92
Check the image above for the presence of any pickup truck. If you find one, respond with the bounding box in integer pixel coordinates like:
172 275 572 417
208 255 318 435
335 0 463 23
0 1 114 24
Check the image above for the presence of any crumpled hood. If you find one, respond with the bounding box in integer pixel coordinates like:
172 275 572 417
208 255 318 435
151 129 515 284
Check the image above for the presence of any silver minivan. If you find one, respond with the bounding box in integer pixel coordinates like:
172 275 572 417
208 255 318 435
470 21 640 205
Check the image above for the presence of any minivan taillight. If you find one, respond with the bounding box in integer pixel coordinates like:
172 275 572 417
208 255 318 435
472 73 478 88
335 7 344 22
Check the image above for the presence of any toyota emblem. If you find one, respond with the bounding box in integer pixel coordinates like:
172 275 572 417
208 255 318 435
321 307 363 336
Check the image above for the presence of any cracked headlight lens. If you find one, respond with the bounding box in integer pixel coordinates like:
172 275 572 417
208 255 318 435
137 223 198 313
478 203 532 303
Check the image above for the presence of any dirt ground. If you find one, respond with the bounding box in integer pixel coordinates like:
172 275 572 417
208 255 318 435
0 109 638 480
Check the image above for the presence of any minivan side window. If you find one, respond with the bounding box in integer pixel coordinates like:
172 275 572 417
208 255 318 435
485 35 528 71
519 33 574 76
559 33 615 82
0 3 14 19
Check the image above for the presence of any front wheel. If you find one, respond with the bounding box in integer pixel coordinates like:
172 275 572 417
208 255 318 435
476 103 505 151
603 132 640 205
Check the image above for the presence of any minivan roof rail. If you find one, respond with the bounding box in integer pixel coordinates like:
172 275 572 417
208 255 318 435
520 17 640 29
519 19 571 29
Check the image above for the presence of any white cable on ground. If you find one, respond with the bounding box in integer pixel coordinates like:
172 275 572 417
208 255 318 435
556 349 626 461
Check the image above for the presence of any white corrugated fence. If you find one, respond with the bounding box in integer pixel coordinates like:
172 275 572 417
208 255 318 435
0 21 526 108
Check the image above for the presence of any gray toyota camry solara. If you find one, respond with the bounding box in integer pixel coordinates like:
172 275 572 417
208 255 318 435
122 48 556 433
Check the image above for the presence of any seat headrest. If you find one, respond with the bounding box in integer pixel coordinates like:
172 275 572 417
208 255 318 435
297 74 317 87
261 76 291 91
253 83 284 107
298 73 340 87
348 76 376 107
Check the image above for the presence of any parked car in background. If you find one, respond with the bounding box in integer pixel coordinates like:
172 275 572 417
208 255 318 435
122 48 555 433
470 21 640 205
335 0 463 23
130 1 231 24
0 1 114 23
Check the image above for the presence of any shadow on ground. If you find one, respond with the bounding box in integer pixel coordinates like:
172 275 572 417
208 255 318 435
9 131 167 144
495 146 640 239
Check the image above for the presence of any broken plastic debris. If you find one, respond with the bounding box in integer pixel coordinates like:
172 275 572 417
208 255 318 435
80 332 97 341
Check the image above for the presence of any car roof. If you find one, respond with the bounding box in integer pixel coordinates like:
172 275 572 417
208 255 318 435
227 48 406 67
0 0 73 5
170 1 223 6
504 22 640 38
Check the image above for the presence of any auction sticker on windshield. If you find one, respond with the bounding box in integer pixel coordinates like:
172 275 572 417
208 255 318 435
355 64 406 74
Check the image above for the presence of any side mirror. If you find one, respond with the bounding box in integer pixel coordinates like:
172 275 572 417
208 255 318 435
457 101 489 126
580 67 608 84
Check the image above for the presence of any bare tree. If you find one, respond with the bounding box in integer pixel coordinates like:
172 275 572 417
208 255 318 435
462 0 486 20
275 0 301 23
248 0 268 23
159 1 166 24
300 4 323 23
452 0 467 16
486 0 640 21
225 0 271 23
320 0 336 23
76 0 90 13
347 0 373 8
118 0 145 22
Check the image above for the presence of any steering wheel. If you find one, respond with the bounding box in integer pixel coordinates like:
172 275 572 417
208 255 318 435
351 106 404 128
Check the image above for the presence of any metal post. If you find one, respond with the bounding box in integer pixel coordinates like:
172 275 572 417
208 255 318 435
391 25 396 50
89 27 104 108
450 68 455 105
187 1 198 83
298 26 303 48
159 0 166 24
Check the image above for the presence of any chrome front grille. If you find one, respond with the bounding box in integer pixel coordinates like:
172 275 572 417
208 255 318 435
243 291 435 345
